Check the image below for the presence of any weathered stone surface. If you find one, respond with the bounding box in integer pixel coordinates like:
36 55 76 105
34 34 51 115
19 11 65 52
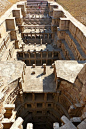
55 60 85 83
77 120 86 129
59 122 77 129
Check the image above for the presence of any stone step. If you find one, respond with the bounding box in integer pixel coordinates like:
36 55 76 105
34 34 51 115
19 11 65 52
61 40 75 60
26 6 49 8
24 21 51 25
66 30 86 59
27 1 48 4
26 11 49 14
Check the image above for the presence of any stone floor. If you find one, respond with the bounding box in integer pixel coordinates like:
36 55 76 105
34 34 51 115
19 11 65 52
55 60 85 83
23 66 56 92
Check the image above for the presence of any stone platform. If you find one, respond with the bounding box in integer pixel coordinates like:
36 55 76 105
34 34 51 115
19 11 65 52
23 66 56 93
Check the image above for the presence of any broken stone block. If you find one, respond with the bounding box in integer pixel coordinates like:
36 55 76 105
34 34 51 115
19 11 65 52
31 71 35 75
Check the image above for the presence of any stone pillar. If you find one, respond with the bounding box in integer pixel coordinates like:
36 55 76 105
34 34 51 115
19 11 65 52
21 33 24 39
44 93 47 101
22 71 24 83
41 39 42 45
46 50 48 64
43 64 46 74
52 33 54 39
34 43 36 46
19 78 22 89
33 64 35 68
19 26 24 33
31 33 32 38
9 49 12 58
32 93 35 101
35 33 36 39
53 63 55 74
23 52 25 58
22 44 25 52
48 33 49 39
34 50 36 64
43 33 45 38
28 51 31 65
27 123 33 129
4 39 7 49
0 33 1 38
54 71 57 82
20 91 24 103
23 64 26 75
15 40 19 49
52 51 54 63
40 49 43 65
52 63 55 68
52 51 54 58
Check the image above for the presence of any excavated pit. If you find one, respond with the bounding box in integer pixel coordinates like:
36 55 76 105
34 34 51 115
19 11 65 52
15 93 70 129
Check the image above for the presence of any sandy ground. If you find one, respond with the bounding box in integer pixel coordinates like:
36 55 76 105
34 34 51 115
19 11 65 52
0 0 26 17
57 0 86 26
0 0 12 17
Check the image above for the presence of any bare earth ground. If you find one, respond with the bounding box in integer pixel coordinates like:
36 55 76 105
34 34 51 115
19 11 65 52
0 0 26 17
57 0 86 26
0 0 86 26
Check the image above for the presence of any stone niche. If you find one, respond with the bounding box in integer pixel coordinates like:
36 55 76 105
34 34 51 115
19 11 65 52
12 8 22 18
59 18 70 30
12 9 23 26
5 18 16 31
17 4 26 17
53 9 64 18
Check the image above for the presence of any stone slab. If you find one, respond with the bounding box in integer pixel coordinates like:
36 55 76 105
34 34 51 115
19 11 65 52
55 60 85 83
23 66 56 93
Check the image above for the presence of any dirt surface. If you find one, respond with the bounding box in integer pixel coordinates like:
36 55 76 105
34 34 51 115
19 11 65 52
0 0 26 17
0 0 12 17
57 0 86 26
